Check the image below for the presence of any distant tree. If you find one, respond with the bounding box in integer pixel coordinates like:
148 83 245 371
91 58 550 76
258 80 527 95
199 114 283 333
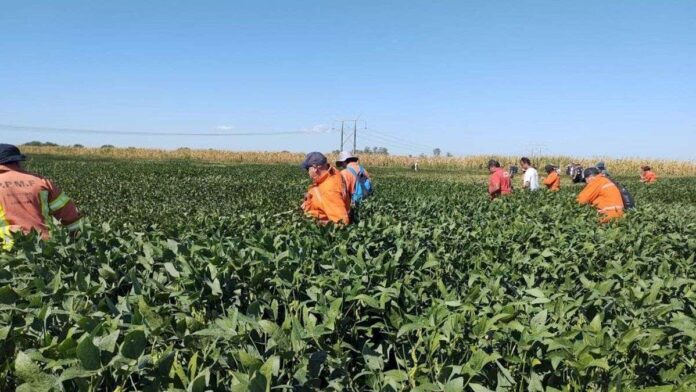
23 141 58 147
73 144 84 148
419 153 426 158
433 148 441 157
363 147 371 154
446 152 453 157
100 144 115 149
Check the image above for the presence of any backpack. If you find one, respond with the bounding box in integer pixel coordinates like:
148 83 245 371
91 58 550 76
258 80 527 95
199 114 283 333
347 165 373 204
607 178 635 210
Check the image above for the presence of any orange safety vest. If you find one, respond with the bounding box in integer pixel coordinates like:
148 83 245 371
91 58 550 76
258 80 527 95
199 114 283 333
543 171 561 191
576 175 624 222
302 167 351 224
641 171 657 183
0 164 81 249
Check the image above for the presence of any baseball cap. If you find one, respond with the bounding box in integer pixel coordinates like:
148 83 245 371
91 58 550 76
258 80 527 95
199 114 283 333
300 151 328 170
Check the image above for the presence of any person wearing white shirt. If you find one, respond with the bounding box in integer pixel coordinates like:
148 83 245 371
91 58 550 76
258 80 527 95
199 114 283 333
520 157 540 191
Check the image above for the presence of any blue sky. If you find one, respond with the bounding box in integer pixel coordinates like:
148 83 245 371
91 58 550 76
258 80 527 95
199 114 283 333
1 0 694 159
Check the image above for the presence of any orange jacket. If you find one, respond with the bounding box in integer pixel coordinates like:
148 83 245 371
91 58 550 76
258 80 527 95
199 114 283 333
576 175 624 221
302 167 350 224
0 164 81 248
641 171 657 183
340 162 371 198
543 171 561 191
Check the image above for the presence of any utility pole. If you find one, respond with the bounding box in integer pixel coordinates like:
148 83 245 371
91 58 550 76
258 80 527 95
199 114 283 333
353 120 357 154
335 119 364 153
340 122 344 152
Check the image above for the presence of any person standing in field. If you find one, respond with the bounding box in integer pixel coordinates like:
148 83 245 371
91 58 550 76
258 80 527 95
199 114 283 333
520 157 539 191
335 151 373 205
576 167 624 222
300 152 351 224
640 165 657 184
0 144 82 250
488 159 512 199
542 165 561 191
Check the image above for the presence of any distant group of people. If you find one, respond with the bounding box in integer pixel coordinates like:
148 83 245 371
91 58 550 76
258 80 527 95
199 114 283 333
488 157 656 223
488 157 560 198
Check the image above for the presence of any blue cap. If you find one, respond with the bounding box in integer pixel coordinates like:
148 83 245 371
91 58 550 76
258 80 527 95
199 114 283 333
0 144 27 164
300 152 328 170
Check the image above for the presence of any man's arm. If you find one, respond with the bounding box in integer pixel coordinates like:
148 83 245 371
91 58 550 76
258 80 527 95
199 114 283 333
576 181 599 205
45 180 81 231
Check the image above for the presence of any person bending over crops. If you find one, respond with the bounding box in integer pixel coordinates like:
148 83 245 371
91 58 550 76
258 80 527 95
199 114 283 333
542 165 561 191
487 159 512 199
335 151 373 205
0 144 82 250
300 152 351 224
576 167 624 222
640 165 657 184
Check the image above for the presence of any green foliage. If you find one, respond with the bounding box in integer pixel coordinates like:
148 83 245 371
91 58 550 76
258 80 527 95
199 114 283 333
0 157 694 391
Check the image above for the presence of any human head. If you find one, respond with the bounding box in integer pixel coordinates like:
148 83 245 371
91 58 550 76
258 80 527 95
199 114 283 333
520 157 531 170
641 165 651 171
596 161 606 170
583 167 600 182
0 144 27 166
335 151 358 168
301 152 329 180
545 164 555 174
488 159 500 173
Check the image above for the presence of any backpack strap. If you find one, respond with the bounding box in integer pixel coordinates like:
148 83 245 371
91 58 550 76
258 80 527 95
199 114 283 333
347 166 359 178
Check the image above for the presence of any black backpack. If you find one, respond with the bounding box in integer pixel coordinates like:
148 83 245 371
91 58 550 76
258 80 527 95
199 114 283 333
607 178 635 210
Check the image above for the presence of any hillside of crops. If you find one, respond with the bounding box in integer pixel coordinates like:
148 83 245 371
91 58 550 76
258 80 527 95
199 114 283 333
1 155 695 391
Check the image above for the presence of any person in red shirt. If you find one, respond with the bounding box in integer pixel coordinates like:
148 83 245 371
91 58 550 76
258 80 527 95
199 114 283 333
640 165 657 184
0 144 82 250
488 159 512 199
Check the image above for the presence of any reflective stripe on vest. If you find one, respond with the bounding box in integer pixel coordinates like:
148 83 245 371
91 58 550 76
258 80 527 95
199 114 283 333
49 192 71 212
0 203 13 250
39 191 50 223
66 219 82 232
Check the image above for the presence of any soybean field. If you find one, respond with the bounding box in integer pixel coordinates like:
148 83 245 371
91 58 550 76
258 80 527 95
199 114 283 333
1 154 695 391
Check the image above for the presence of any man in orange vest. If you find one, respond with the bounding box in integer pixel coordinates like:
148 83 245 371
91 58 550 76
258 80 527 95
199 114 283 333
300 152 351 224
576 167 624 222
0 144 82 250
640 165 657 184
542 164 561 191
488 159 512 199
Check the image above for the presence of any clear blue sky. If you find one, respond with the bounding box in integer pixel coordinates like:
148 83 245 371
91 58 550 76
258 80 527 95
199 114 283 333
1 0 694 159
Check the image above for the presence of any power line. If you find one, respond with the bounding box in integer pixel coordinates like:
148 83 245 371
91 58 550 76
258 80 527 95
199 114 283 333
359 134 428 154
362 132 433 152
0 123 337 137
368 129 435 150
